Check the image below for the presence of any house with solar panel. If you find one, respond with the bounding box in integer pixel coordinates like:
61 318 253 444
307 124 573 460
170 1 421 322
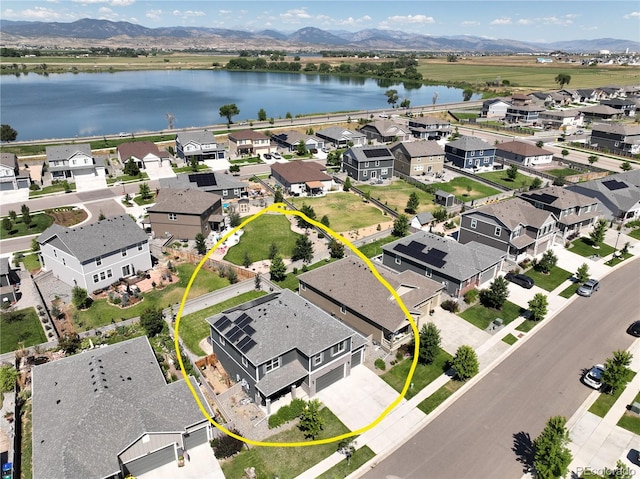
567 170 640 221
444 136 495 172
160 172 248 200
175 130 226 163
342 145 394 182
207 289 367 406
381 231 506 299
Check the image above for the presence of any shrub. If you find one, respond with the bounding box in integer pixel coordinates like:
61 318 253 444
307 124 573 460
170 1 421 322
441 299 459 313
463 289 478 304
210 429 244 459
374 358 386 370
268 414 285 429
395 350 404 361
267 398 307 428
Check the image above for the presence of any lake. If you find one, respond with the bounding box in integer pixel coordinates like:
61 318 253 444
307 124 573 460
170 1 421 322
0 70 479 141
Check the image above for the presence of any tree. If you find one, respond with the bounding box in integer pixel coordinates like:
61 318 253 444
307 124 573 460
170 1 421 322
328 237 345 259
219 103 240 124
343 177 352 191
298 399 324 439
254 273 262 290
229 164 240 174
292 234 314 263
268 242 279 260
2 217 12 234
21 204 29 216
229 211 241 228
22 208 32 228
589 218 608 246
405 192 420 214
140 308 165 337
528 293 549 322
8 210 17 222
507 164 518 181
588 154 599 165
536 140 544 148
243 251 252 268
620 161 632 172
462 88 474 101
400 98 411 109
533 416 572 479
576 263 590 283
418 322 441 365
138 182 152 200
479 276 509 310
124 158 140 176
392 214 410 237
0 365 18 392
601 350 633 395
273 188 284 204
98 210 106 221
530 177 543 190
384 89 399 108
269 255 287 281
194 233 207 255
535 250 558 274
0 124 18 142
189 156 199 172
320 215 330 229
561 149 569 160
554 73 571 88
297 204 317 229
452 345 479 381
257 108 267 121
296 140 308 156
71 286 89 310
58 333 82 355
228 268 238 284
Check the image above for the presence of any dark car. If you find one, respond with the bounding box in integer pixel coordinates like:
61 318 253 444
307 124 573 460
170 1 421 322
504 272 535 289
628 321 640 337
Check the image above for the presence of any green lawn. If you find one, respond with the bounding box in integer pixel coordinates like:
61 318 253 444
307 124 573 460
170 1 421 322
357 180 437 215
628 229 640 241
229 156 263 165
173 164 210 173
569 237 616 259
459 300 523 330
179 290 266 356
515 319 540 333
29 182 76 197
605 251 634 266
133 194 156 206
502 333 518 345
225 214 302 265
107 173 149 184
381 349 453 400
221 407 352 479
436 176 501 201
524 266 573 292
617 391 640 435
476 170 537 190
589 371 636 418
316 446 376 479
548 168 577 178
73 263 230 331
417 380 464 414
291 193 388 232
558 282 580 299
356 235 397 258
0 307 47 353
0 213 53 240
18 252 42 273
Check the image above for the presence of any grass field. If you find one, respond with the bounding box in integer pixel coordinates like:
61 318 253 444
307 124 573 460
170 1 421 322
0 307 47 353
381 349 453 400
436 176 501 201
357 235 397 258
317 446 376 479
524 266 573 292
548 168 579 178
459 300 523 330
357 180 437 215
178 290 266 356
617 392 640 435
0 212 53 239
476 170 537 190
569 237 616 258
224 214 301 265
589 371 636 418
291 193 387 232
417 380 464 415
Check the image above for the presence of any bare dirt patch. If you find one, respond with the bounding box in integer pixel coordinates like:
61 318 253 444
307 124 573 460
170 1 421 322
47 208 88 227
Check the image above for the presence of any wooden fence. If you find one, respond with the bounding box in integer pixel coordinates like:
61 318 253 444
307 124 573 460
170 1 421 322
161 247 257 281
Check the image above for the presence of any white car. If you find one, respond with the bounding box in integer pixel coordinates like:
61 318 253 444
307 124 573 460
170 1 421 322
583 364 605 389
271 152 282 160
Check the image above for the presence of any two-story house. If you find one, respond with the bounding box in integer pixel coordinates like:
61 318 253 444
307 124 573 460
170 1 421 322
495 141 554 167
407 116 452 140
117 141 171 170
147 188 223 240
518 186 601 241
0 257 20 305
160 172 248 200
271 130 325 152
481 98 510 119
207 290 367 406
270 161 333 196
444 136 495 171
175 130 226 163
579 104 622 121
538 109 585 130
45 144 98 180
342 145 394 182
298 256 443 351
0 152 30 191
589 123 640 155
381 231 506 299
358 120 412 144
505 104 545 124
37 215 152 291
315 127 367 148
567 170 640 221
599 98 637 117
389 141 445 176
458 198 557 261
228 130 271 159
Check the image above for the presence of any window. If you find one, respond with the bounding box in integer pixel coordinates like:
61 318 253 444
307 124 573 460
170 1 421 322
234 189 239 195
222 190 228 197
484 158 490 164
331 342 345 356
470 218 477 229
96 257 102 266
300 282 306 291
219 334 225 346
106 269 113 278
121 248 127 257
495 226 502 236
362 171 368 178
168 213 177 221
381 168 388 175
313 353 323 366
62 258 66 266
340 304 346 314
93 274 99 283
364 162 369 167
375 160 380 167
242 356 248 367
395 256 402 265
479 150 484 155
470 151 475 157
100 271 106 281
122 265 131 277
425 269 432 277
265 357 280 373
137 243 143 251
414 165 424 171
54 250 57 258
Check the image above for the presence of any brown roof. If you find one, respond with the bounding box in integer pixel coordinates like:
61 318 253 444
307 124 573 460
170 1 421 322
148 188 221 215
390 141 445 157
228 129 270 141
117 141 167 160
469 198 556 230
0 152 18 169
579 104 620 115
496 141 553 157
298 256 443 332
271 161 332 184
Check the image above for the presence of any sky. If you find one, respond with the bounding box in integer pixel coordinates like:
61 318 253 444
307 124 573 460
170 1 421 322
1 0 639 43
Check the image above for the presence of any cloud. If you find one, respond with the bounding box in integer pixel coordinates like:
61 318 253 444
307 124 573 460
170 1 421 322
517 19 532 25
172 10 206 18
335 15 372 26
2 6 73 20
490 17 512 25
624 11 640 19
461 20 480 26
382 14 435 25
71 0 135 4
280 8 312 23
540 16 574 26
145 9 162 21
219 10 231 15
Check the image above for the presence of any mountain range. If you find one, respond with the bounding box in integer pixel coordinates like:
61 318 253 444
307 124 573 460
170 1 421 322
1 18 638 53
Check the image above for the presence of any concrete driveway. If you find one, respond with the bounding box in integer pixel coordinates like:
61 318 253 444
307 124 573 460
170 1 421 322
137 443 224 479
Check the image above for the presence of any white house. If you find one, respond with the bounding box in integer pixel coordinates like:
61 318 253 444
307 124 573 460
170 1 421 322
175 130 226 163
37 215 152 291
495 141 554 167
0 153 30 191
45 144 101 180
270 161 333 196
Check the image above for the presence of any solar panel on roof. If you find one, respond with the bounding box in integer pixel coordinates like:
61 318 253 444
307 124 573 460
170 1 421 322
214 317 231 331
363 149 390 158
239 338 257 353
602 179 627 191
237 335 252 351
243 325 256 336
528 193 558 204
189 173 217 187
227 326 243 342
235 313 252 329
394 241 448 269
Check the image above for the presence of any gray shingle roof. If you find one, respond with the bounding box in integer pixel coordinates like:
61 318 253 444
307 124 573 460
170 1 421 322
207 289 360 365
465 197 556 229
37 215 148 263
414 212 435 225
360 120 409 136
567 170 640 213
446 136 493 151
117 141 168 161
316 126 366 141
148 188 221 215
0 257 10 276
591 123 640 136
228 129 269 141
176 130 217 145
579 104 620 115
383 231 506 281
160 172 247 192
32 337 210 479
0 152 17 169
45 144 92 160
519 186 599 210
298 257 443 332
390 141 445 157
345 145 394 163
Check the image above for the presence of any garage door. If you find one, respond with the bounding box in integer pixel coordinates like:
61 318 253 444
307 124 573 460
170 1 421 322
351 350 362 367
316 364 345 392
184 426 209 451
124 443 176 477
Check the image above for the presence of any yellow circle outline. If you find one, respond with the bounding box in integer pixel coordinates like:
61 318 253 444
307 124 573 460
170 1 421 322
174 203 419 447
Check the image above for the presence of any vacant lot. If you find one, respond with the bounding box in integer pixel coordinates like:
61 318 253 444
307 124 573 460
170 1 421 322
291 192 386 232
476 170 537 190
357 180 437 215
436 177 501 201
0 307 47 353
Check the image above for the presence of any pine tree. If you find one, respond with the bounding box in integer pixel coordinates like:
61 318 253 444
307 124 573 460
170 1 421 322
528 293 549 322
292 234 314 263
452 345 479 381
419 322 441 365
405 192 420 214
392 214 410 237
298 399 324 439
328 238 345 259
479 276 509 310
533 416 572 479
269 256 287 282
194 233 207 255
268 242 279 260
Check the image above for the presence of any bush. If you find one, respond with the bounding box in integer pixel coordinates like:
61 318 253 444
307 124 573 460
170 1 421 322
268 398 307 428
210 429 244 459
441 299 459 313
374 358 386 370
463 289 478 304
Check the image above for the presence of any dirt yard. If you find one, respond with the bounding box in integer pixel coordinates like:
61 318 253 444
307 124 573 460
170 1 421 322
47 208 88 227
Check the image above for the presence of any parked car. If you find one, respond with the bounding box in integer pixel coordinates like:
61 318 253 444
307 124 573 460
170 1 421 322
504 272 535 289
583 364 605 389
321 147 330 153
577 278 600 297
271 152 282 160
263 153 272 160
627 321 640 337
